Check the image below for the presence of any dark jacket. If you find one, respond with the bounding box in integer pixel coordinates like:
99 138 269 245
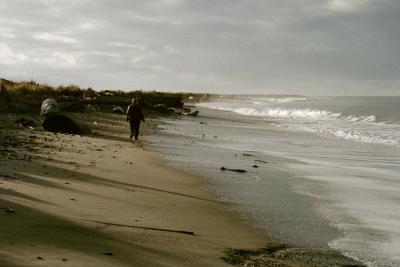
126 104 145 122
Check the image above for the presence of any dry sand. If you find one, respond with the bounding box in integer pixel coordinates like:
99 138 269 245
0 112 363 267
0 112 268 267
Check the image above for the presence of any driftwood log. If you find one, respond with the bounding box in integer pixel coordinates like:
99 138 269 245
220 166 247 173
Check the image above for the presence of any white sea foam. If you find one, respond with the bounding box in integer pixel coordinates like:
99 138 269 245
250 96 307 103
197 100 400 146
198 102 341 120
237 107 341 120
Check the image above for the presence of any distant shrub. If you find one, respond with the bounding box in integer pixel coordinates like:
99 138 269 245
0 78 205 113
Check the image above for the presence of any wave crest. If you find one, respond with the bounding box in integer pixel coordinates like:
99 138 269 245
197 101 399 146
251 97 307 103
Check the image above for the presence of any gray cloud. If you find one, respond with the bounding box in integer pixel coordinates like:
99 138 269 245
1 0 399 95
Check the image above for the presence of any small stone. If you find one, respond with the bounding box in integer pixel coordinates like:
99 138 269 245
102 252 114 256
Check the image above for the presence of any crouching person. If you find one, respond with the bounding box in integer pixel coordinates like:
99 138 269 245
126 98 145 140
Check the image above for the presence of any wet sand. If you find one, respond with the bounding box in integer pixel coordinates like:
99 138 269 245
0 111 363 266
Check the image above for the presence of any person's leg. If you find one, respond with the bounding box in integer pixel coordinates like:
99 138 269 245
133 121 141 140
129 121 134 139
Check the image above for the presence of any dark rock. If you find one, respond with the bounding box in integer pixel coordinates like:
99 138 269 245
43 114 82 134
102 252 114 256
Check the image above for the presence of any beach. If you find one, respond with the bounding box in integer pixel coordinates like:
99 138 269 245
2 0 399 265
151 96 400 267
0 110 364 267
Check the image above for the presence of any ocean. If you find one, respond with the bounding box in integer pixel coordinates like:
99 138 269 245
199 96 400 147
149 95 400 267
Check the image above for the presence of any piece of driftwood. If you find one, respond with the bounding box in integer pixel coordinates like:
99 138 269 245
80 219 195 235
220 166 247 173
254 160 268 164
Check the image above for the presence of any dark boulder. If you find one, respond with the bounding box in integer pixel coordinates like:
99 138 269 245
43 114 82 134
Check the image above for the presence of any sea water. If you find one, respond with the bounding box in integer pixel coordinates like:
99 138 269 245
150 95 400 267
198 96 400 147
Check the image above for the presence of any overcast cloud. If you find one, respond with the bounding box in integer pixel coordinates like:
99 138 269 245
1 0 399 95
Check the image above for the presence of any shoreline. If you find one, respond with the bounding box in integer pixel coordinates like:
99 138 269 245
0 111 363 266
149 107 369 266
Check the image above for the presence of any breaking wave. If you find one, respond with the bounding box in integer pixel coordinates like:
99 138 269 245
197 101 400 146
251 96 307 103
198 103 380 122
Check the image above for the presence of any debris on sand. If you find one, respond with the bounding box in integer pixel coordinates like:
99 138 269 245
15 118 37 130
112 105 124 114
102 252 114 256
223 244 365 267
0 207 14 213
220 166 247 173
254 160 268 164
186 110 199 117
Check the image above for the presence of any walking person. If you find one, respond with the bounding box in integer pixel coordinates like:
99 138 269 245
126 98 145 140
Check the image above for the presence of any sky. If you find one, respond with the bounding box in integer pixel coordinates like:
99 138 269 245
1 0 399 95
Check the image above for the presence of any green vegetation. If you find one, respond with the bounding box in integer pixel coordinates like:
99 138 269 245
0 78 210 114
